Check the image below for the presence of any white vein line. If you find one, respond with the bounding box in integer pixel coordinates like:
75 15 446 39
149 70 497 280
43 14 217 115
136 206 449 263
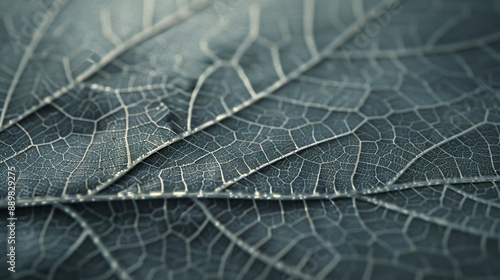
351 198 376 280
191 198 312 280
100 9 124 45
446 184 500 209
186 63 220 130
0 176 500 208
6 176 500 207
83 82 170 94
350 133 362 191
358 176 500 195
32 206 56 269
0 0 67 128
386 113 489 187
47 232 89 280
231 4 260 64
158 170 165 193
115 92 132 168
0 0 213 132
303 0 319 57
74 0 212 85
234 64 257 97
425 7 469 47
218 242 236 278
477 123 498 179
53 203 132 280
61 123 97 196
142 0 156 29
199 39 220 62
270 45 287 81
2 123 35 162
352 0 365 20
214 119 367 192
186 4 260 130
356 195 500 239
62 57 74 84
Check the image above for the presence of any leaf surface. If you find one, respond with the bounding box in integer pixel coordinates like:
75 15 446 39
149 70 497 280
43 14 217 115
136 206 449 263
1 0 500 279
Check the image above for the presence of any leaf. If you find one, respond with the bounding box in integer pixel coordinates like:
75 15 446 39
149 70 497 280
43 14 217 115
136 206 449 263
1 0 500 279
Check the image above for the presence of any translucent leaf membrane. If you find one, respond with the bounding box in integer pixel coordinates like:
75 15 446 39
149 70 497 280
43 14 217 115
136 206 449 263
0 0 499 279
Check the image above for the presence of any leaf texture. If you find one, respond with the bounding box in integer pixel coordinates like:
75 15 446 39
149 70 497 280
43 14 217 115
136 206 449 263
1 0 500 279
